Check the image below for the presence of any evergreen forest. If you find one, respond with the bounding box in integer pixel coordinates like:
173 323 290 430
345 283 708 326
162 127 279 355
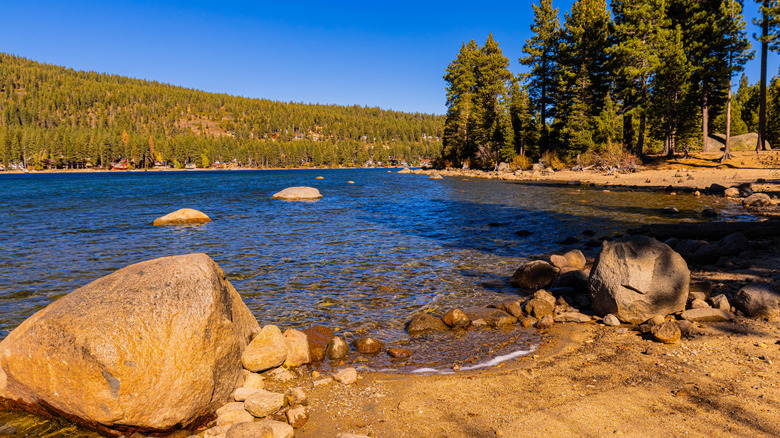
0 53 443 170
442 0 780 169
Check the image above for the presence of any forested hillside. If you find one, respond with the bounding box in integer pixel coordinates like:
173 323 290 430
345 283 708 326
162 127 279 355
442 0 780 169
0 53 443 170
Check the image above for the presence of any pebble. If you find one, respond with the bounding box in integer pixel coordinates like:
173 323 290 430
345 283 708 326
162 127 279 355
216 407 254 427
535 315 554 329
442 308 471 328
313 377 333 387
387 348 413 359
286 406 309 429
242 372 265 390
333 367 358 385
285 387 307 406
604 314 621 327
652 321 682 344
233 387 261 402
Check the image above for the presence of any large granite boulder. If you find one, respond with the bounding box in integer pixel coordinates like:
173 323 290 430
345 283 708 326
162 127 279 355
271 187 322 201
589 236 690 324
153 208 212 226
0 254 259 436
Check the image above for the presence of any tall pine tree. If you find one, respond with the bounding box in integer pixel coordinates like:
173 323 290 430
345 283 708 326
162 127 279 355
520 0 561 153
610 0 669 156
443 41 479 165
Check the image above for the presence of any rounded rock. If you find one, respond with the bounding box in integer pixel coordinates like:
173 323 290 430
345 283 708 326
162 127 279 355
406 313 448 335
153 208 211 226
333 367 358 385
351 337 383 355
603 314 621 327
271 186 323 201
510 260 560 290
442 308 471 328
387 348 413 359
244 390 286 418
226 422 274 438
326 335 349 360
282 328 311 367
651 321 681 344
535 315 554 329
242 325 288 372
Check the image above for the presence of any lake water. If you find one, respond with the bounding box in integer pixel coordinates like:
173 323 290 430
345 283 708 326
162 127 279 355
0 168 745 342
0 168 748 436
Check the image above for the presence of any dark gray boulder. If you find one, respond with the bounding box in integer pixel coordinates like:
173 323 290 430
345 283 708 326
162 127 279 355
588 236 690 324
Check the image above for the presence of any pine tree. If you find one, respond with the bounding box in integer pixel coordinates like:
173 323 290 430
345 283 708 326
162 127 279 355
520 0 561 153
443 41 479 166
755 0 772 150
556 0 612 150
649 25 693 156
507 79 537 159
720 0 754 160
610 0 669 156
470 34 513 167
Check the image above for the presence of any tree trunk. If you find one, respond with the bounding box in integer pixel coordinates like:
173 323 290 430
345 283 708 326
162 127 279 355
623 113 633 153
723 78 733 161
637 112 646 157
702 88 709 152
756 2 768 152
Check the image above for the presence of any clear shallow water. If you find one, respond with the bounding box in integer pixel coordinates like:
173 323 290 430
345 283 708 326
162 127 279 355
0 169 743 342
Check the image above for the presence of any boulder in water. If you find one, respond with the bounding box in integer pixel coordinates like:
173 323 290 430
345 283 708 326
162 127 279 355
152 208 211 226
0 254 259 436
271 187 323 200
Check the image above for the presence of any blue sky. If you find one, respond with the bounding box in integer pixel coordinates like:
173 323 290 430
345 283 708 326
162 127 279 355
1 1 777 115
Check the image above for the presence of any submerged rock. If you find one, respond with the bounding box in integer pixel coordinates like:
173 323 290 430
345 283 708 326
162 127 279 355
406 313 448 335
326 336 349 360
0 254 259 436
442 308 471 328
462 307 517 328
271 186 323 200
589 236 689 324
152 208 211 226
351 337 384 354
510 260 560 290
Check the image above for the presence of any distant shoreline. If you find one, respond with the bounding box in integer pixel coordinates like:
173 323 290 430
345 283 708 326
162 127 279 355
0 165 412 175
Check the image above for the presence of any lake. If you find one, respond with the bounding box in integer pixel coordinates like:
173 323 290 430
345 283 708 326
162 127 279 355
0 168 744 343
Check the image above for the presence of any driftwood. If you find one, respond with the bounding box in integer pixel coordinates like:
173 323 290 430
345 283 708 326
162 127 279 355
628 220 780 241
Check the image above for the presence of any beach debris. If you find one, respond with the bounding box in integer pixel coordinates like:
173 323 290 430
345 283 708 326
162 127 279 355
243 325 288 372
152 207 211 226
589 236 689 324
271 186 323 200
